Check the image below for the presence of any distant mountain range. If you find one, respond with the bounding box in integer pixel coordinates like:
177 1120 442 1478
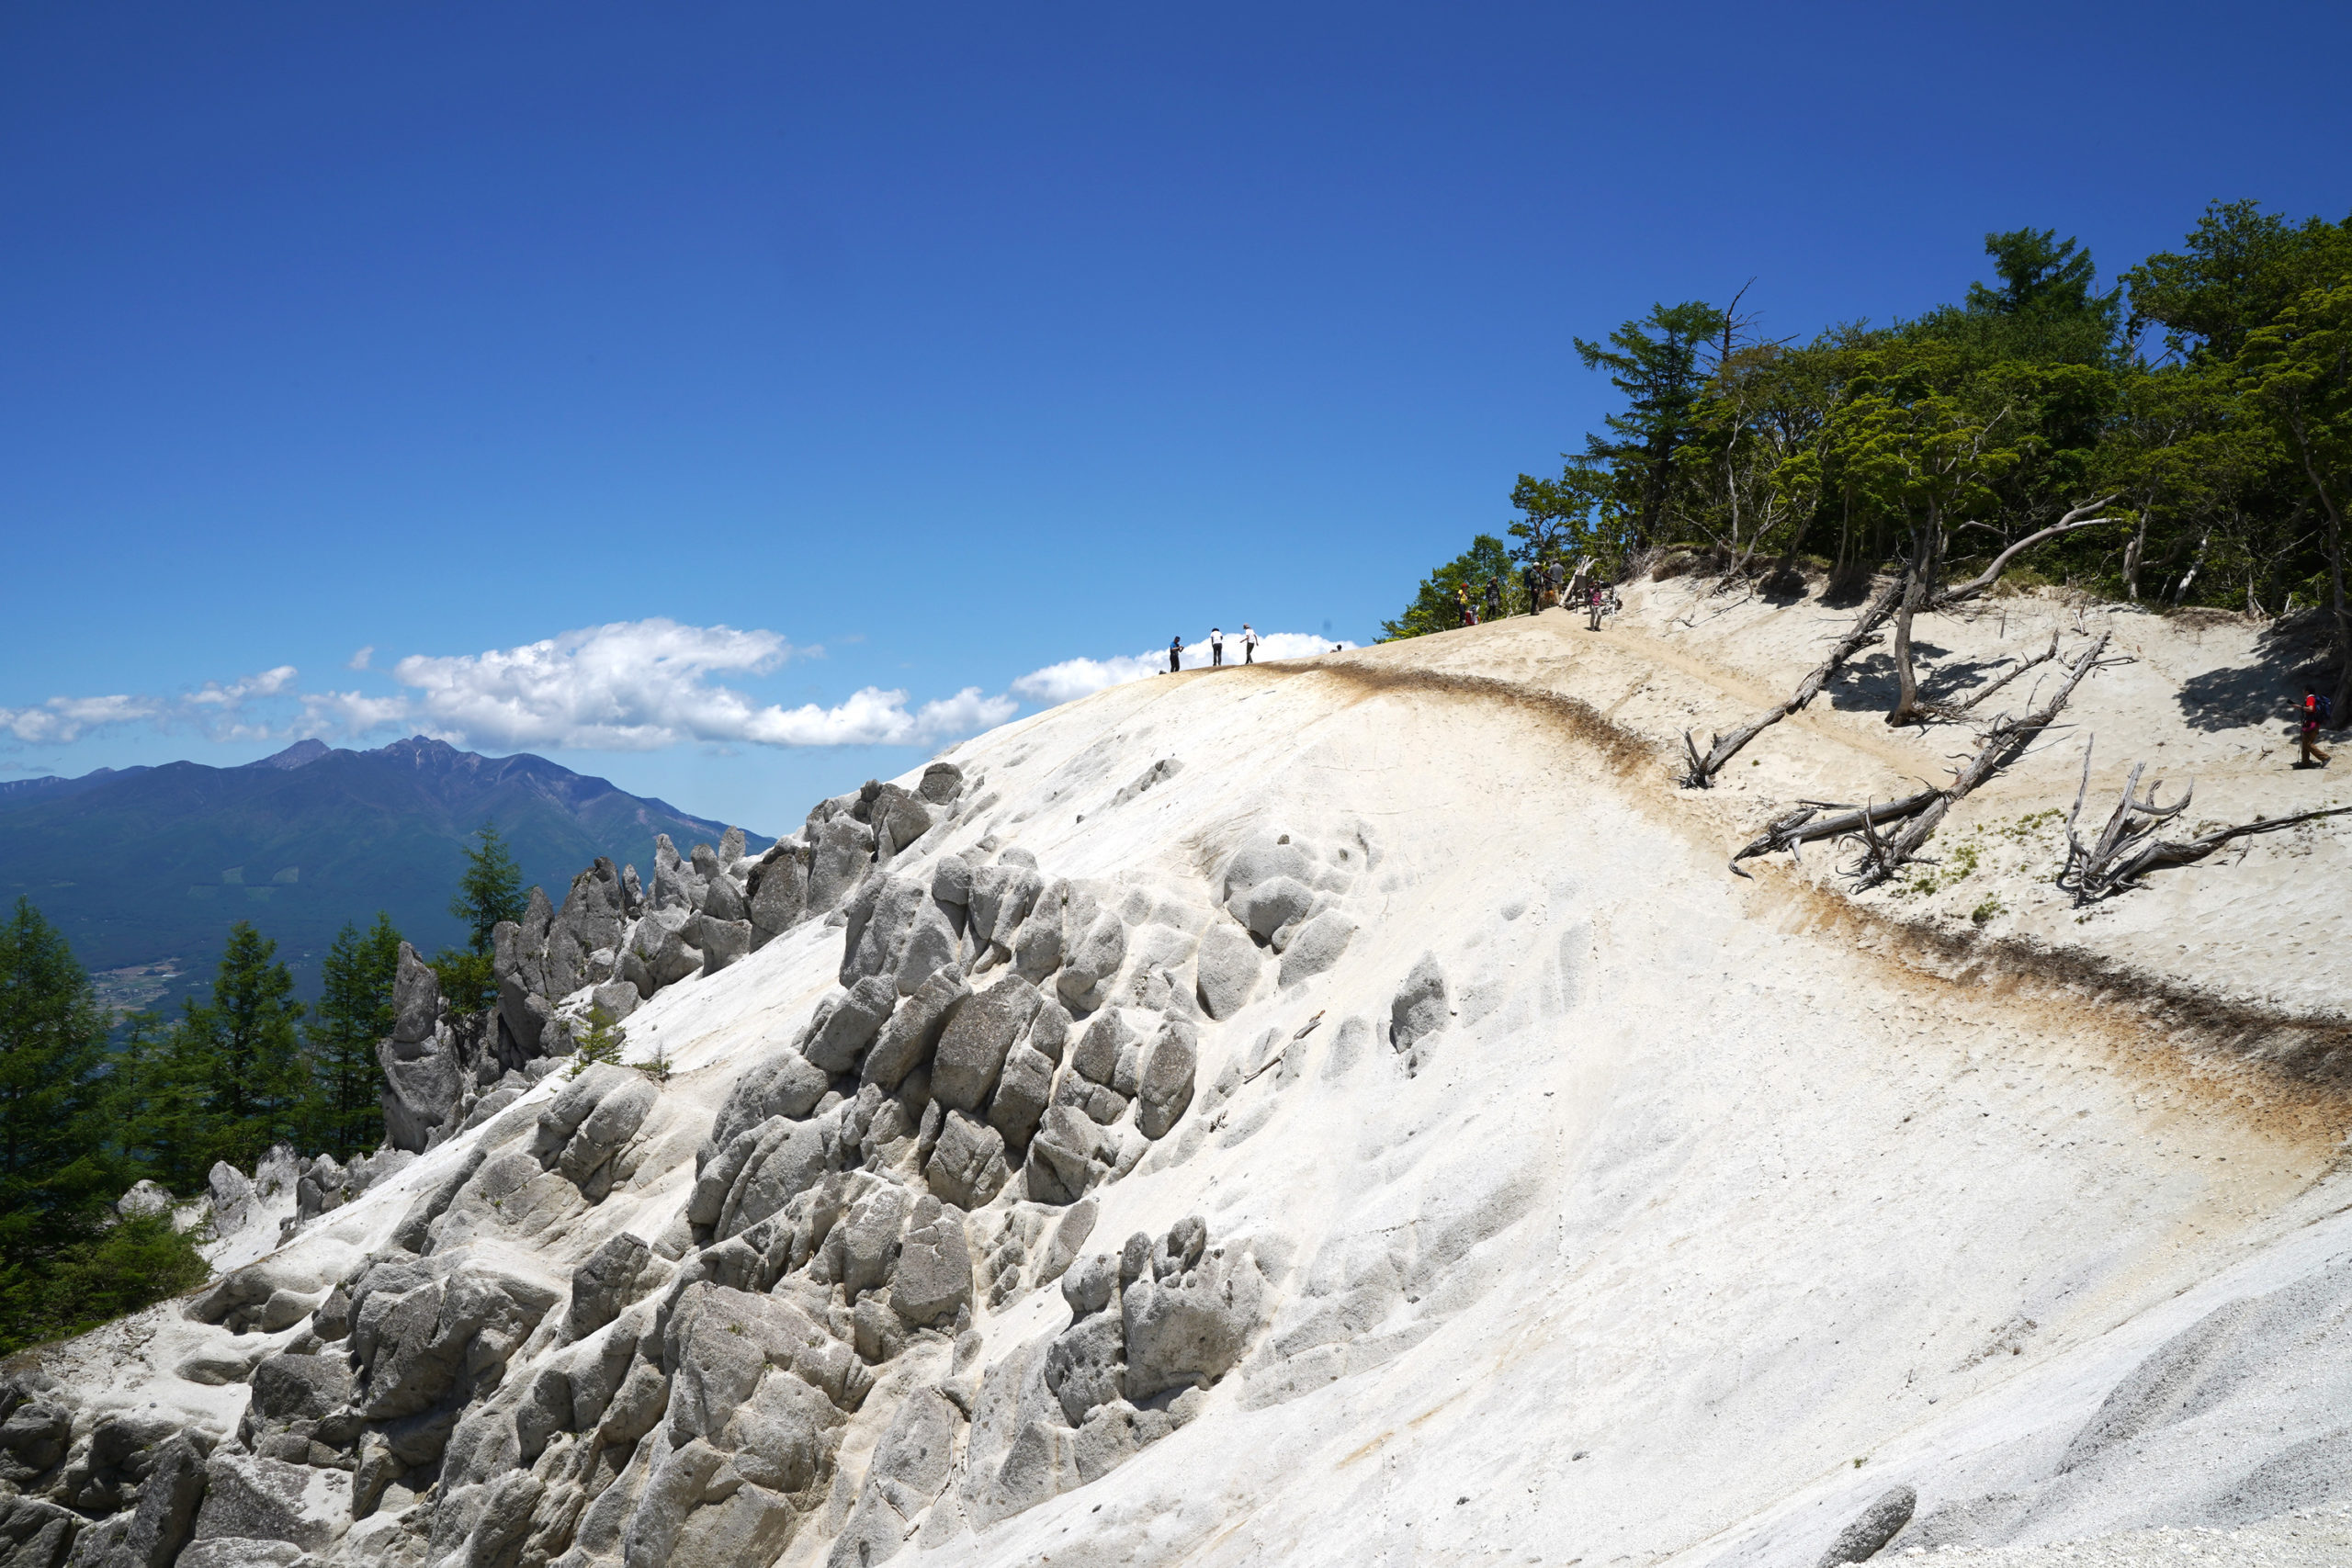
0 737 772 1015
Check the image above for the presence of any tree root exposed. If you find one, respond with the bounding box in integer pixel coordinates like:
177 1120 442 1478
2059 739 2352 903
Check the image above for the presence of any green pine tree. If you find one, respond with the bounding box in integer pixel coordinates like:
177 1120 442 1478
134 923 309 1187
305 914 401 1159
450 821 526 953
1379 534 1519 640
0 898 206 1357
434 821 526 1013
571 1003 627 1077
0 898 124 1272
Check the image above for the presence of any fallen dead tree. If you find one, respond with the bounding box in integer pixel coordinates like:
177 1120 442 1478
2058 739 2352 903
1684 501 2119 787
1728 789 1939 877
1729 633 2114 885
1846 631 2112 888
1683 576 1905 788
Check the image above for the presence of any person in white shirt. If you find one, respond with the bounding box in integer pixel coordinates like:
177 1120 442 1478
1209 627 1224 667
1241 625 1261 664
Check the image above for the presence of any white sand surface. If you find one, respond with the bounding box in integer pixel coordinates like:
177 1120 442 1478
25 578 2352 1568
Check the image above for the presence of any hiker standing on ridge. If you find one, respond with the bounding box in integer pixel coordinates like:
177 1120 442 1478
1168 635 1183 673
1521 561 1540 615
1456 585 1476 626
1209 627 1225 667
1242 625 1261 663
2299 684 2333 766
1483 577 1503 623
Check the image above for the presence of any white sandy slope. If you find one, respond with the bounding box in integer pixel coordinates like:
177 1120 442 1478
34 581 2352 1568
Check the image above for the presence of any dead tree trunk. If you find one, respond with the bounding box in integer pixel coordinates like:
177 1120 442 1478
1884 521 1938 728
1728 789 1940 876
2057 743 2192 902
1681 576 1905 787
1849 631 2113 888
1884 500 2119 728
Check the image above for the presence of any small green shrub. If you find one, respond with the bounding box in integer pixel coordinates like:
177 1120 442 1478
571 1004 627 1077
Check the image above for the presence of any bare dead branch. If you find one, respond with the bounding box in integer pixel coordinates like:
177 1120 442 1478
1928 630 2063 716
1848 632 2112 888
2052 740 2352 899
1728 790 1941 877
2056 740 2196 902
1682 575 1905 787
1933 499 2120 609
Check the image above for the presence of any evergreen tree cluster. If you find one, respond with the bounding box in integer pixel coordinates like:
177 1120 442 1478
1390 200 2352 713
0 820 530 1353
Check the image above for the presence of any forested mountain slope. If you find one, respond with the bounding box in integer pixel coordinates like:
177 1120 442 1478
0 738 767 1002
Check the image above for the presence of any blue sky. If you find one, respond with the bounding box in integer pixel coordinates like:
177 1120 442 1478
4 1 2347 833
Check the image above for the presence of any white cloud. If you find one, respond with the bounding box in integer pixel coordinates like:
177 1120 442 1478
9 617 1353 761
187 666 298 706
1009 631 1354 707
347 646 373 671
310 620 1014 751
0 667 302 744
0 693 168 744
1010 654 1168 706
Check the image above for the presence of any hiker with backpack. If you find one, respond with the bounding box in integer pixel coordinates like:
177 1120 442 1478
2299 685 2333 767
1483 577 1504 623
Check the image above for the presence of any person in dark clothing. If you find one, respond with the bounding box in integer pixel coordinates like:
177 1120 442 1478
1483 577 1503 622
1169 636 1183 673
2300 684 2333 766
1521 563 1540 615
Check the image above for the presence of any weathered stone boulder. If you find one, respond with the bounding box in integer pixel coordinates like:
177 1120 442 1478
1194 920 1264 1020
206 1160 257 1237
1390 953 1448 1070
807 816 877 917
1231 874 1315 940
861 971 967 1092
569 1231 651 1338
967 862 1043 951
932 976 1043 1112
918 761 965 805
746 840 810 950
708 1048 831 1154
347 1257 560 1421
379 944 460 1154
1278 908 1358 987
188 1450 346 1556
824 1387 959 1568
870 784 935 853
925 1111 1011 1210
987 1043 1056 1152
1057 908 1128 1010
1818 1485 1917 1566
1135 1020 1199 1139
800 976 899 1075
890 1198 973 1328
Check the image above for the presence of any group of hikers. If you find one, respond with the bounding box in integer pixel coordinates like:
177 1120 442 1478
1167 624 1262 672
1455 556 1618 631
